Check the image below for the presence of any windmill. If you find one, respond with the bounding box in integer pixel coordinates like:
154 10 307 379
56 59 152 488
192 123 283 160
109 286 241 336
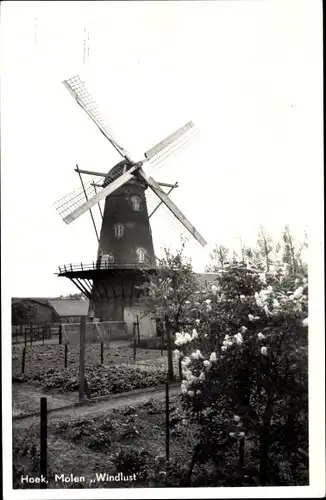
55 75 206 335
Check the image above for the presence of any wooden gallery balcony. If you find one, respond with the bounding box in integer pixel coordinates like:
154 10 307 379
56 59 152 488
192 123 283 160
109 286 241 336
57 260 158 279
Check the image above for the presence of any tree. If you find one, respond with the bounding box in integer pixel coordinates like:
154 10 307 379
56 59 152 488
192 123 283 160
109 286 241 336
257 226 274 271
206 244 230 271
12 300 37 325
58 293 84 300
139 243 202 333
282 225 298 274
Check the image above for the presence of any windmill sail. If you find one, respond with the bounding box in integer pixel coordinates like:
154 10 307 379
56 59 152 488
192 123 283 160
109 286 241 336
61 163 140 224
145 122 199 168
138 171 207 247
54 176 103 221
62 75 131 161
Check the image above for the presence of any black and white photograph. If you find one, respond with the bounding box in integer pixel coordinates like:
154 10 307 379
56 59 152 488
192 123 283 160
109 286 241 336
1 1 324 499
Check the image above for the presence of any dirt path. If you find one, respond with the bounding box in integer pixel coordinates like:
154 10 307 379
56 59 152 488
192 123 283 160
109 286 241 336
13 383 181 429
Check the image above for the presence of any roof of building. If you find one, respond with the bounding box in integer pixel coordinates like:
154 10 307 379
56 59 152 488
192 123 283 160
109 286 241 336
196 273 219 288
12 297 57 308
48 299 90 317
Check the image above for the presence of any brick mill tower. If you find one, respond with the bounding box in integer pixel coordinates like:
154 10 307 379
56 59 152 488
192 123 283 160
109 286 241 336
54 75 207 336
91 160 156 322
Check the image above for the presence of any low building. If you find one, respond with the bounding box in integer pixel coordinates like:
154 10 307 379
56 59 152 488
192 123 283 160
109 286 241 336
48 299 90 323
11 298 59 324
11 297 90 325
12 273 217 332
196 273 219 290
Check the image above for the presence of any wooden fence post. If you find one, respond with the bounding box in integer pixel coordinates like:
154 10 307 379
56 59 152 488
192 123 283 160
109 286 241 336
161 329 164 357
79 317 86 403
179 357 183 381
58 324 62 345
64 344 68 368
30 324 33 346
40 397 47 488
22 347 26 374
133 323 137 361
165 314 174 383
239 435 245 466
136 315 140 344
100 342 104 364
165 380 170 463
42 325 45 345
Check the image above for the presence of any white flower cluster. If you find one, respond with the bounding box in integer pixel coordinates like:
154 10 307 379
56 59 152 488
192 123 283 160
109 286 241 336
205 298 212 311
221 331 244 351
248 313 260 322
302 317 308 327
229 414 245 439
180 350 218 396
221 334 233 351
255 286 274 315
209 352 217 363
191 349 204 360
180 357 206 396
256 332 268 355
255 283 307 317
173 349 181 360
234 332 244 345
293 286 304 299
259 273 267 284
175 328 198 346
181 356 192 368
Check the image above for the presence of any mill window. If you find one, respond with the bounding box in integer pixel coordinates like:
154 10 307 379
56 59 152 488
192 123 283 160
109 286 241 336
136 247 146 263
114 223 124 239
131 195 142 211
101 253 114 267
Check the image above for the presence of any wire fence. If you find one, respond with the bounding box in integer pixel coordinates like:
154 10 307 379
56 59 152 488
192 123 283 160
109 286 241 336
12 324 61 345
12 330 180 378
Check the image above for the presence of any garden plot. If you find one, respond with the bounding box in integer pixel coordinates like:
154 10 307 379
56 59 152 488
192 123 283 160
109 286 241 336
12 340 178 377
13 395 308 489
12 396 197 489
12 340 179 416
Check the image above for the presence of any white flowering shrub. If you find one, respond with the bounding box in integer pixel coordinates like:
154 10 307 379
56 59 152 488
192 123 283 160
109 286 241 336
176 256 308 486
140 228 308 486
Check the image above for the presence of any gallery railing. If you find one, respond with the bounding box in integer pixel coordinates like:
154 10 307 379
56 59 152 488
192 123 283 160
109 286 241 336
57 260 159 274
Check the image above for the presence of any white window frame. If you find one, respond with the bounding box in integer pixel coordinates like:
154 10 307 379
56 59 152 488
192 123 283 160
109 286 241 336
136 247 146 263
131 195 142 211
114 223 124 239
101 253 114 268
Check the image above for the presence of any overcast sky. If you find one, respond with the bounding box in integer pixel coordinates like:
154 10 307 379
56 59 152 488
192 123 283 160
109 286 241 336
1 0 322 297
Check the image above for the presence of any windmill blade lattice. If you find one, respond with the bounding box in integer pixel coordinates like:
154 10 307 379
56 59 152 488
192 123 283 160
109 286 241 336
63 75 130 160
146 122 200 170
53 176 103 220
53 160 136 221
